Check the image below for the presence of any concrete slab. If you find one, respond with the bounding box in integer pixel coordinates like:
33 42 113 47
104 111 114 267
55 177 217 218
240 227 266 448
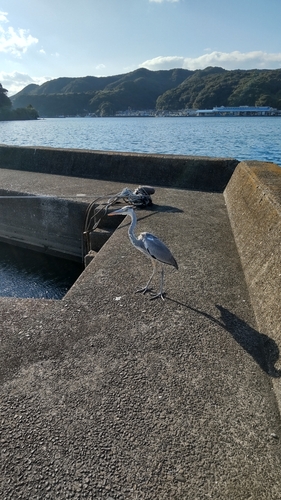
0 175 281 499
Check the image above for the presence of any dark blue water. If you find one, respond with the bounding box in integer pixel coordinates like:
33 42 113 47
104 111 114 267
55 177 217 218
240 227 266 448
0 116 280 165
0 116 280 299
0 242 83 299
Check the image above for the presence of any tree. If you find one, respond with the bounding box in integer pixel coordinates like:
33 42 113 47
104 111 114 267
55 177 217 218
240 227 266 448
0 84 39 121
0 83 12 108
0 106 39 120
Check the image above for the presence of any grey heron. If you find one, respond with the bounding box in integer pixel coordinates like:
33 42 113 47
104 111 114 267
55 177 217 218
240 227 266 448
109 206 178 300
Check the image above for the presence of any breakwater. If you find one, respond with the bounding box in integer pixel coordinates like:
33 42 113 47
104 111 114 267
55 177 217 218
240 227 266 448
0 144 238 262
0 145 280 356
0 145 281 499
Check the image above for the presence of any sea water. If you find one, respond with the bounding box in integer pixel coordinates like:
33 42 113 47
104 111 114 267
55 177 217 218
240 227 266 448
0 242 83 300
0 115 280 165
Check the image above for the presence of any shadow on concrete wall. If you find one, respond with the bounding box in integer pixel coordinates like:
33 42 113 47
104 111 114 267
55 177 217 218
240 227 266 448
167 299 281 378
215 305 281 379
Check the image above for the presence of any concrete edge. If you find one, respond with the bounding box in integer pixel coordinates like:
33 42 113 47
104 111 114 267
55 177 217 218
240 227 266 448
224 161 281 408
224 161 281 340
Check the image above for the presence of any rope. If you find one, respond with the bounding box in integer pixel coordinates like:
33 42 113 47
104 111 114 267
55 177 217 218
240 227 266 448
82 185 154 262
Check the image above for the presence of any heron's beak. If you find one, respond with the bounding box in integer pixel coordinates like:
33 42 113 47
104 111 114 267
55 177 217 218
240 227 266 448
108 210 121 216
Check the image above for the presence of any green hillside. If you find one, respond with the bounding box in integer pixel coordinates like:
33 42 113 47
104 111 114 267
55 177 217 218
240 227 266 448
156 67 281 110
0 83 39 121
10 67 281 117
11 68 191 117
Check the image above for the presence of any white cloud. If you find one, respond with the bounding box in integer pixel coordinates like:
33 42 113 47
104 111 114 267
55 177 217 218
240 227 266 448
140 55 184 70
140 51 281 71
0 12 38 57
0 11 8 23
183 51 281 70
0 71 51 96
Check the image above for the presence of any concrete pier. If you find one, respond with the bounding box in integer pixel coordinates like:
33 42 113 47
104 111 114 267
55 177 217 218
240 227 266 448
0 146 280 499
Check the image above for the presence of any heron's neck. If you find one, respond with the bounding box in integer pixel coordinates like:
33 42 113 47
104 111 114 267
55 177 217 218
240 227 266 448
127 210 139 247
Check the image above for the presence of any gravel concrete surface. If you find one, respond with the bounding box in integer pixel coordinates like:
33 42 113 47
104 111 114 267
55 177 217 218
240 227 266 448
0 176 281 499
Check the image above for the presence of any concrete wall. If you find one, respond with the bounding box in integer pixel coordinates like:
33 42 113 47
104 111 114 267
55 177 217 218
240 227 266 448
0 144 238 192
224 161 281 351
0 193 86 261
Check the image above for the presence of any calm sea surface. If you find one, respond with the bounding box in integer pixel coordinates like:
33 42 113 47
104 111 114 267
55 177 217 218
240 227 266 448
0 115 280 299
0 115 281 165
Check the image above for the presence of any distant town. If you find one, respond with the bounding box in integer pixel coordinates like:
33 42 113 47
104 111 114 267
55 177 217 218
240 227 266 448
113 106 281 118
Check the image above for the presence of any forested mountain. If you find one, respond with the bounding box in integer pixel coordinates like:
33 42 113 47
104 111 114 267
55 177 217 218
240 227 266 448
11 68 191 117
156 67 281 110
10 67 281 117
0 83 38 121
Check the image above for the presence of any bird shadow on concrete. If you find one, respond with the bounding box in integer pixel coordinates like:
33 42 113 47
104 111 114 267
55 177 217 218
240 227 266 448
215 305 281 378
115 205 183 229
167 298 281 378
132 204 184 226
144 204 184 214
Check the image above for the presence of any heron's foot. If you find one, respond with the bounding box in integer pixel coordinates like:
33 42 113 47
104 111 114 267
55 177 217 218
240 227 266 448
150 291 165 301
135 286 152 295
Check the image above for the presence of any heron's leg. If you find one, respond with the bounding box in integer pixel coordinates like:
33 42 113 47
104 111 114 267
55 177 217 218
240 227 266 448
150 264 165 300
136 258 157 295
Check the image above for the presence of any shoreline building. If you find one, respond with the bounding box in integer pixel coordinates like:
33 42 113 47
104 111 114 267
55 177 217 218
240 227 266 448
196 106 278 116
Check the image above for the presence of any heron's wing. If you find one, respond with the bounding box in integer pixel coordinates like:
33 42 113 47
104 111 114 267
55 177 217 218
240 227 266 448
140 232 178 269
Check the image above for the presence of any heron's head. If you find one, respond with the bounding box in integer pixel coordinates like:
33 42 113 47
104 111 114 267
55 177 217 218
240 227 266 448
109 206 135 217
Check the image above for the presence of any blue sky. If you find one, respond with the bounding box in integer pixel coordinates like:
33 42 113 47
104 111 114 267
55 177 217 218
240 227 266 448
1 0 281 95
